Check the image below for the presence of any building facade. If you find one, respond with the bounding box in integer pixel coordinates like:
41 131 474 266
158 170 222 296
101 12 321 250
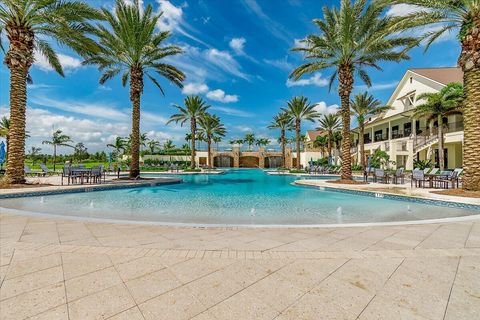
351 67 464 170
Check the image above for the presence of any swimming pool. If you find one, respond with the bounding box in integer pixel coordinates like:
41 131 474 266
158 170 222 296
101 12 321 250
1 169 478 226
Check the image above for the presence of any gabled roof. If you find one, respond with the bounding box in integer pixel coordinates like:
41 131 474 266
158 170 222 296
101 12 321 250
306 130 326 141
410 67 463 85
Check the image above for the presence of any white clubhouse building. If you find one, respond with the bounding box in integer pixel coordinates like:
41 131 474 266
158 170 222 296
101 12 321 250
351 67 464 170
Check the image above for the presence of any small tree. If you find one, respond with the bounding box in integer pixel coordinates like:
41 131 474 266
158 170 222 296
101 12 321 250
42 130 74 171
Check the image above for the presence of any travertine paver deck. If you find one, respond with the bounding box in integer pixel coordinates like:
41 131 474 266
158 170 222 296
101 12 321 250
0 213 479 320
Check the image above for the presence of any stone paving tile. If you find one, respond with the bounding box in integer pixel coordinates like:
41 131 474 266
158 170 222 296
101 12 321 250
0 265 64 300
65 266 123 302
68 283 135 320
62 252 113 280
1 214 479 320
444 256 480 320
138 285 207 320
0 282 66 320
124 268 182 303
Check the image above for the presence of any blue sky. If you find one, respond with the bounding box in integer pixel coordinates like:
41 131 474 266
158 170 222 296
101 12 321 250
0 0 461 153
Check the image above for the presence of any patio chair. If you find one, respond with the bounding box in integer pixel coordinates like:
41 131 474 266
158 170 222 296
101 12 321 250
24 165 41 177
428 168 439 175
423 167 432 174
40 163 53 176
374 169 389 184
392 168 405 184
411 169 429 188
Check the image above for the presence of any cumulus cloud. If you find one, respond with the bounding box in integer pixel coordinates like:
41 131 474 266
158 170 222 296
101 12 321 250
181 82 209 95
33 51 82 73
229 37 246 55
286 72 329 87
206 89 238 103
313 102 340 115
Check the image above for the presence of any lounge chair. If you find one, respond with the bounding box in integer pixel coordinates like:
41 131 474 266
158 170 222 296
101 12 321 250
24 165 42 177
374 169 389 184
428 167 439 175
411 169 429 188
40 163 53 176
392 168 405 184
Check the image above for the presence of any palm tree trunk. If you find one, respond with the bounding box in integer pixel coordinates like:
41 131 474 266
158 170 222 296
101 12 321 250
437 115 445 171
462 65 480 190
5 67 28 184
53 145 56 172
190 119 196 169
281 128 286 167
207 137 212 167
359 125 365 169
4 26 34 184
129 68 143 178
338 65 353 180
296 120 301 169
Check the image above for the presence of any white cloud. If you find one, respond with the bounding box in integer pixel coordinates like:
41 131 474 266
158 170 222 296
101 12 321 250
181 82 209 95
286 72 329 87
386 4 425 17
356 81 398 92
313 102 339 115
156 0 209 46
34 51 82 73
263 57 293 71
206 89 238 103
210 106 252 117
205 48 250 81
30 95 128 121
293 38 307 48
234 125 253 133
229 37 246 55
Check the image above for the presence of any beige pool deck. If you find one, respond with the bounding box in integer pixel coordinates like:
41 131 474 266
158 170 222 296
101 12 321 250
1 178 480 320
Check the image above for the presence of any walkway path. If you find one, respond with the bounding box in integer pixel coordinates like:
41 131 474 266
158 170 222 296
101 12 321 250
1 213 479 319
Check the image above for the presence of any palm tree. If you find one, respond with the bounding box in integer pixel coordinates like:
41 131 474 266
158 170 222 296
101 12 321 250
0 0 100 184
84 0 185 178
413 83 464 171
198 114 226 167
107 136 126 159
314 135 329 157
27 146 41 166
42 130 74 171
185 133 192 149
147 139 160 154
390 0 480 189
167 96 210 168
350 92 390 169
290 0 420 180
243 133 256 151
317 114 342 162
163 139 175 152
268 111 293 167
255 138 270 148
213 136 222 149
282 96 320 169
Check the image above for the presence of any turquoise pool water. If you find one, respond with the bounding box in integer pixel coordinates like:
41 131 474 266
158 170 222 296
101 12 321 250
0 169 478 225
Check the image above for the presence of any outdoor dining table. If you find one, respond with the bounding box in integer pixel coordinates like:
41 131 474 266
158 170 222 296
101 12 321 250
71 168 93 185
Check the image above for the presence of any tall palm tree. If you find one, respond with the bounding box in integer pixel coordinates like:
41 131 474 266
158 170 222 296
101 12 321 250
198 113 226 167
290 0 420 180
268 111 293 167
413 83 464 171
390 0 479 189
167 96 210 168
243 133 256 151
185 133 192 149
213 136 222 149
282 96 320 169
314 135 329 157
0 0 100 183
255 138 270 148
350 92 390 169
27 146 41 166
147 139 160 154
42 130 74 171
107 136 126 158
84 0 185 178
317 114 342 162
